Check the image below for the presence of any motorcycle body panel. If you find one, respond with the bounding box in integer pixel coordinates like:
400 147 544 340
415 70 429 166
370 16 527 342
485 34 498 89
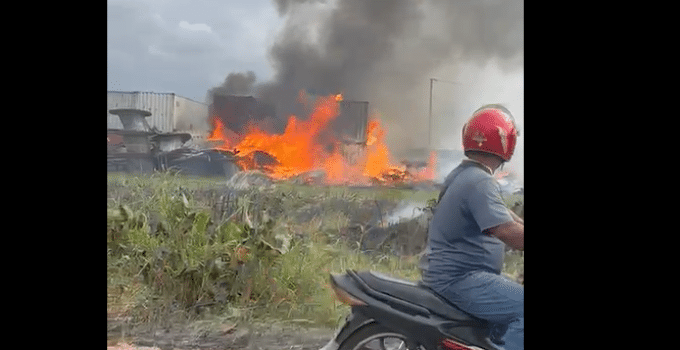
329 270 500 350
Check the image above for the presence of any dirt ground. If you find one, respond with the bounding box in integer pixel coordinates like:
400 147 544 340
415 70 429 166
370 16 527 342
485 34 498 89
108 319 336 350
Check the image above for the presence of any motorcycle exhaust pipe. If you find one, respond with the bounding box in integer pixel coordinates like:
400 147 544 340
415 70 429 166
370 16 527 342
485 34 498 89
441 338 486 350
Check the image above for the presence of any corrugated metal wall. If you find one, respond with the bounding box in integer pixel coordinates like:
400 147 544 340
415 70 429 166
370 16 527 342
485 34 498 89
107 91 176 132
210 95 261 134
173 96 209 133
337 100 369 144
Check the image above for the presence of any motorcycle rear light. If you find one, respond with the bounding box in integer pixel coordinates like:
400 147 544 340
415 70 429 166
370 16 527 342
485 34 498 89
330 283 366 306
440 339 477 350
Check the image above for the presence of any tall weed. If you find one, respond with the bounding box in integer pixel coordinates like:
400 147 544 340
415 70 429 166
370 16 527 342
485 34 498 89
107 172 521 328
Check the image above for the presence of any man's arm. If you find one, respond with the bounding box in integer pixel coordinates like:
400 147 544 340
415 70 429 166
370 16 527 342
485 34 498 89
486 220 524 250
508 209 523 225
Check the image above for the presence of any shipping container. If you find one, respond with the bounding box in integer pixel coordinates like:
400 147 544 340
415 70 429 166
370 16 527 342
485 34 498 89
210 94 277 134
335 100 369 144
107 91 209 135
174 95 211 134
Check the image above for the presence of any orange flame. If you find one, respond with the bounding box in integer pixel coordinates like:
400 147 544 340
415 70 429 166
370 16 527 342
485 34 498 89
208 93 436 185
207 117 226 143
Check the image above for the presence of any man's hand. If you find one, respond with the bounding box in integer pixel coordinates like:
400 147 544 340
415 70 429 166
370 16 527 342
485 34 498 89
486 220 524 250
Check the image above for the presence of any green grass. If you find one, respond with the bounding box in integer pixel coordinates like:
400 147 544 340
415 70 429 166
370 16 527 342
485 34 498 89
107 172 522 329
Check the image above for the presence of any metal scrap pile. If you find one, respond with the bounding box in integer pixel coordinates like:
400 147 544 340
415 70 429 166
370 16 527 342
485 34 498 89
107 108 239 178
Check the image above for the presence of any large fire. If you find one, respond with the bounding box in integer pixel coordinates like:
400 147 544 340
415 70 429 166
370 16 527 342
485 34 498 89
208 93 436 185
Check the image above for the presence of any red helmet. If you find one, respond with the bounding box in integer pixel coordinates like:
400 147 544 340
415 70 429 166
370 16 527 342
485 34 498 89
462 104 519 162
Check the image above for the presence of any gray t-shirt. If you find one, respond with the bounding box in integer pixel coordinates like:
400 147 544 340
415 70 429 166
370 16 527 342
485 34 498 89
422 160 513 291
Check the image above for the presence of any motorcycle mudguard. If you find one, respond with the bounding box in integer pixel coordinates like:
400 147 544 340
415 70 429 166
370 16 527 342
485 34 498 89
324 309 374 350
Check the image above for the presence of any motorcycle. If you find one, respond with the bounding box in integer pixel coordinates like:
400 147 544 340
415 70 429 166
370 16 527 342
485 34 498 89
321 269 501 350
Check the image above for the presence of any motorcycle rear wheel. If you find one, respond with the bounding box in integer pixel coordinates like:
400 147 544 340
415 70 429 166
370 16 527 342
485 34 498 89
338 323 427 350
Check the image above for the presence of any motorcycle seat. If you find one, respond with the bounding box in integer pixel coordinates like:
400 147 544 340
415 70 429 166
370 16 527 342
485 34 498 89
356 271 487 325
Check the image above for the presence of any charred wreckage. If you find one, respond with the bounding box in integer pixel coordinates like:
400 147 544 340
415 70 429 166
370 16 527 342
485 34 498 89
107 107 239 178
107 92 520 194
106 93 421 185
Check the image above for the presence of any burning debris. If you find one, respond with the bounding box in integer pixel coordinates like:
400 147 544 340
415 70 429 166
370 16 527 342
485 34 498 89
106 94 438 187
207 93 437 186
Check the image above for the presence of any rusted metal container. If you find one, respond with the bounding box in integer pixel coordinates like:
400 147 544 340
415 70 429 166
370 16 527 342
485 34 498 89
335 100 369 144
209 94 277 134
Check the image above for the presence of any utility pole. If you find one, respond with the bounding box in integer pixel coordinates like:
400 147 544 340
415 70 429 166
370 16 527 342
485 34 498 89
429 78 434 150
428 78 460 150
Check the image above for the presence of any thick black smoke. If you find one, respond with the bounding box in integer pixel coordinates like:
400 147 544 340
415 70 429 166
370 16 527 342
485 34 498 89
210 0 523 150
206 71 257 102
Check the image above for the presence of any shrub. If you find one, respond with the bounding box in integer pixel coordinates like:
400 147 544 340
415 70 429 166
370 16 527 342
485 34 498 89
107 172 522 328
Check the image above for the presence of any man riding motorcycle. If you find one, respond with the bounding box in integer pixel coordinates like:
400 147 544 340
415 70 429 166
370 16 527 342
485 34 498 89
421 104 524 349
321 104 524 350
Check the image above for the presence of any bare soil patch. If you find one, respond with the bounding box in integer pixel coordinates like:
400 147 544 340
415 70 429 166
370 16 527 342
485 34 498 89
108 319 335 350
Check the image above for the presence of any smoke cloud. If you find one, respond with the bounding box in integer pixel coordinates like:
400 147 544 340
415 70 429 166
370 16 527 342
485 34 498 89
206 70 257 103
210 0 523 153
272 0 327 16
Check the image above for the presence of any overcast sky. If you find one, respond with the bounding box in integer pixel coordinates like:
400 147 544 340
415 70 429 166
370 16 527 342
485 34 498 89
107 0 524 181
107 0 284 102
